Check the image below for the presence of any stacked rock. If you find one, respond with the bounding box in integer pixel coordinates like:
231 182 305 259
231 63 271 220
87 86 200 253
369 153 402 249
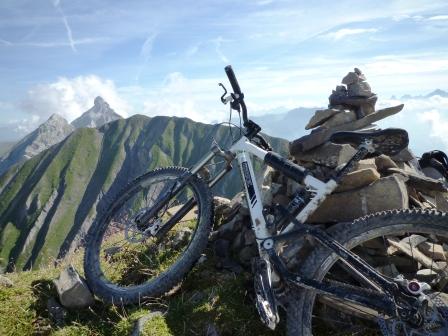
210 68 448 269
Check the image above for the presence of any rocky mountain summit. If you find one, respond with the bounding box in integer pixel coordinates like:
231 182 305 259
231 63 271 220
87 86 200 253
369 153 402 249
71 96 122 129
0 114 74 175
0 97 123 176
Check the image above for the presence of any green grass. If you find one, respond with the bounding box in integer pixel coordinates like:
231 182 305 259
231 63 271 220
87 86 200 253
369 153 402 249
0 248 285 336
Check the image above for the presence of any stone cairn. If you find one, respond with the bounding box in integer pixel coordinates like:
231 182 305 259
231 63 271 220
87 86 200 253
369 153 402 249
211 68 448 272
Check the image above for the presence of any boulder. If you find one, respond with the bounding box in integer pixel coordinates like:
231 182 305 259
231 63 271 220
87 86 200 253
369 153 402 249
336 168 381 192
289 104 404 154
53 265 94 309
375 155 398 173
47 297 66 327
391 148 416 162
306 108 343 130
293 142 356 168
309 175 408 223
131 311 164 336
213 196 231 217
435 193 448 212
387 167 447 192
418 242 446 261
0 274 13 287
320 110 357 129
355 159 377 171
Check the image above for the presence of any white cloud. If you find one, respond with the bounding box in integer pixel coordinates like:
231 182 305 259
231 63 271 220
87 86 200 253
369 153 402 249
428 15 448 21
135 31 158 82
142 72 224 123
419 109 448 148
20 75 131 124
376 94 448 154
322 28 378 40
212 37 230 64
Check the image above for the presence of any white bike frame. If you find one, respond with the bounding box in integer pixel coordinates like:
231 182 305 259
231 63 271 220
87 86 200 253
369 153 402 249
226 136 338 250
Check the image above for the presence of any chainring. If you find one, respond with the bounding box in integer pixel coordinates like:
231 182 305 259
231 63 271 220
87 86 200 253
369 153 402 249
253 258 280 330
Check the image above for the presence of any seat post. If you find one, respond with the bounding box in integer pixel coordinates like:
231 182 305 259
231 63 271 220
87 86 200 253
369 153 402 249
333 140 374 182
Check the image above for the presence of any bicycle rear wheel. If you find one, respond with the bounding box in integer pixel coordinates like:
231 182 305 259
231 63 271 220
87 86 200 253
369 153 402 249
287 210 448 336
84 166 213 304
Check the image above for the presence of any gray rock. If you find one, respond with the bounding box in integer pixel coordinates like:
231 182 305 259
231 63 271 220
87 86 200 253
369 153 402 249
320 110 357 129
399 234 427 248
418 242 446 261
435 193 448 212
217 214 243 240
336 168 381 192
416 269 438 282
53 265 94 309
375 155 398 173
293 142 356 168
0 274 13 287
171 228 193 249
355 158 377 171
289 104 404 154
305 108 343 130
214 239 231 259
348 81 372 98
213 196 231 218
238 246 258 266
131 310 164 336
47 297 66 327
309 175 409 223
391 148 416 162
387 167 447 192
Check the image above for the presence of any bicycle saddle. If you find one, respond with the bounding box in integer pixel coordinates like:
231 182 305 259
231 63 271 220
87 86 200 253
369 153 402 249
329 128 409 156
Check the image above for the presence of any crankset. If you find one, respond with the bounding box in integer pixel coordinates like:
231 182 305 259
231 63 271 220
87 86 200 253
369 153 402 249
252 257 280 330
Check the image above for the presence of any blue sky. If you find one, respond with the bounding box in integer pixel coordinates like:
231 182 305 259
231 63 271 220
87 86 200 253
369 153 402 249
1 0 448 153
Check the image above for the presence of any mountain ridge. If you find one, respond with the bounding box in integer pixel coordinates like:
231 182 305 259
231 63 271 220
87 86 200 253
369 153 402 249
0 114 288 271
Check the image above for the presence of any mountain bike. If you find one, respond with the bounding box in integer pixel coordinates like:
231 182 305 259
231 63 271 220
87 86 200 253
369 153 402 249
84 65 448 335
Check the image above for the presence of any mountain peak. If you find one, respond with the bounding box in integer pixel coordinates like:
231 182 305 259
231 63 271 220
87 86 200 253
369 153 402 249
46 113 68 124
71 97 122 129
94 96 107 107
426 89 448 98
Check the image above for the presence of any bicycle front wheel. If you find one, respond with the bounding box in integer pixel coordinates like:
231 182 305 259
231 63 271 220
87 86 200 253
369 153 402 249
84 166 213 304
287 209 448 336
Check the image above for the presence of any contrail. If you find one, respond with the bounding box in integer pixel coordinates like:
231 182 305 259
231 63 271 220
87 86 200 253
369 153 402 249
52 0 77 52
60 14 76 52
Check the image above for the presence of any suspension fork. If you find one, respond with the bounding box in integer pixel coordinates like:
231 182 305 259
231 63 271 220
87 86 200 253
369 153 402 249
142 143 235 238
155 164 232 238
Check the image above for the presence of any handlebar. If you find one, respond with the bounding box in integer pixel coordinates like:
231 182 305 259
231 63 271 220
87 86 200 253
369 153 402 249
224 65 242 96
224 65 248 126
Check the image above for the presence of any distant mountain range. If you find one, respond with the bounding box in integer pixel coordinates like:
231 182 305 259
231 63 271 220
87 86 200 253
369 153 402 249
0 114 287 271
395 89 448 100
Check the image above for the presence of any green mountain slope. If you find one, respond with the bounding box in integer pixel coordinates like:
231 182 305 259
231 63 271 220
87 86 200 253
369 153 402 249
0 115 288 271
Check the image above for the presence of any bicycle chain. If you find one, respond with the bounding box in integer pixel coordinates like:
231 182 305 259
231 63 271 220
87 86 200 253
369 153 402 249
377 295 448 336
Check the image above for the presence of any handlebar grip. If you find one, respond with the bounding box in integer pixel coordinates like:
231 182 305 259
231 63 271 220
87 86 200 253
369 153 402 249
224 65 242 95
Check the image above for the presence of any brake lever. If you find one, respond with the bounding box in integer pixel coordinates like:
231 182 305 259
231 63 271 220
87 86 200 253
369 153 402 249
218 83 230 104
